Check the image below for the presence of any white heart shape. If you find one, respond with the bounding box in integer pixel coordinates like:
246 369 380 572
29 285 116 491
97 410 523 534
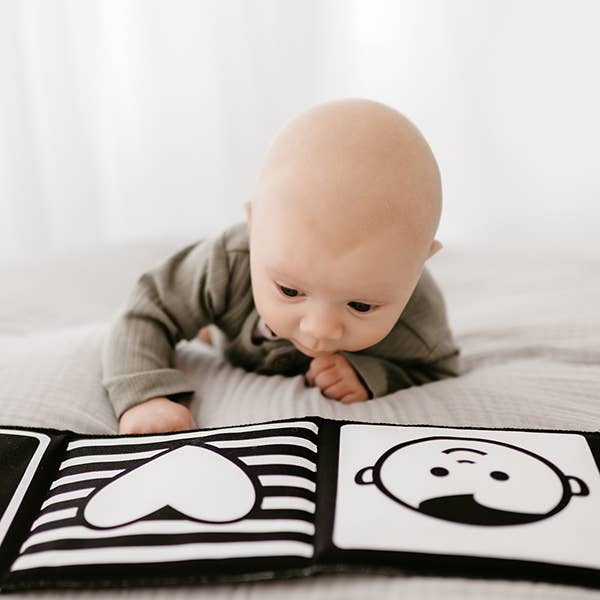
83 445 256 528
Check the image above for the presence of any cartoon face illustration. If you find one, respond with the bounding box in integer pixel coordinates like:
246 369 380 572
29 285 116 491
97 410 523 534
355 436 590 526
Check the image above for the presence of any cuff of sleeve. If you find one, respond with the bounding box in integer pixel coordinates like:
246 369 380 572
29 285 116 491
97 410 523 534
340 352 388 399
102 369 196 420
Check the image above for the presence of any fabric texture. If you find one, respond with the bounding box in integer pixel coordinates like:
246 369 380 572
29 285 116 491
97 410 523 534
1 237 600 598
101 222 460 418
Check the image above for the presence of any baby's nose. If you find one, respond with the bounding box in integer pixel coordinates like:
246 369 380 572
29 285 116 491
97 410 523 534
299 309 343 342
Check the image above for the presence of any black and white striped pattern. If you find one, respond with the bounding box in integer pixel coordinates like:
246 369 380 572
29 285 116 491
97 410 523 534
11 420 318 571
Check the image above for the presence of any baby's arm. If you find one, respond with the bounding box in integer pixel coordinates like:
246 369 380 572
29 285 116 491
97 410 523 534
102 235 233 434
306 347 459 402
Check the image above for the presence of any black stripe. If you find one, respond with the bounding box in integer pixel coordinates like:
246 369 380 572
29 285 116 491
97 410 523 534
20 530 313 555
46 462 316 499
30 507 316 537
55 460 156 478
39 483 315 510
234 445 317 461
64 427 317 460
36 496 91 514
56 445 316 478
252 509 315 522
200 428 318 445
250 464 316 480
62 445 171 460
28 515 79 535
44 479 119 497
32 487 315 535
260 486 315 501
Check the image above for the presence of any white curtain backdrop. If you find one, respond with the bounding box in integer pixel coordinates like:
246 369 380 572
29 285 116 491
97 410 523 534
1 0 599 265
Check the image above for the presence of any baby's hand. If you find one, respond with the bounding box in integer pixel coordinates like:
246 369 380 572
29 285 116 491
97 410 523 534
118 397 197 435
305 353 369 404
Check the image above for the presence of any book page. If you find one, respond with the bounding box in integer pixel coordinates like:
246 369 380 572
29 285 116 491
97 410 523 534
11 420 318 572
333 424 600 570
0 429 51 554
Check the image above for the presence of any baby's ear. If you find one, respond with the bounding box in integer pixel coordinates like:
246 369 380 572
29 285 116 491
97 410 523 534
427 239 443 259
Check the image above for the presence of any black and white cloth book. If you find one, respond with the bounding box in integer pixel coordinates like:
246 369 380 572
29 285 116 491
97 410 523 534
1 416 600 592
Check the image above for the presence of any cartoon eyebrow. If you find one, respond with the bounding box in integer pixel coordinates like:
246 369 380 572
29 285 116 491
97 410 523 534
457 459 476 464
443 447 487 456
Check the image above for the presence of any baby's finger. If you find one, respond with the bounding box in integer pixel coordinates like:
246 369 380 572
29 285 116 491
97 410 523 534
304 369 314 386
304 363 320 386
314 366 342 391
340 389 369 404
310 354 337 372
306 356 333 382
322 380 353 400
304 361 317 384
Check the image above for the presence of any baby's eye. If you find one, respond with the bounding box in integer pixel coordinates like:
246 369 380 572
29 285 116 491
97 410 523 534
348 301 373 313
279 285 300 298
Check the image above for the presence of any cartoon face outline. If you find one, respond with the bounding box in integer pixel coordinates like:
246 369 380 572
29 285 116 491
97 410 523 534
355 436 590 526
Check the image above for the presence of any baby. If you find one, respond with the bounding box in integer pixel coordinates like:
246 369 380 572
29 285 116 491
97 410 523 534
102 98 461 435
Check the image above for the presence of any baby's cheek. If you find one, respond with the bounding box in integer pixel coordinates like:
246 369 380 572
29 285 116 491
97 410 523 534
257 298 293 338
355 315 399 349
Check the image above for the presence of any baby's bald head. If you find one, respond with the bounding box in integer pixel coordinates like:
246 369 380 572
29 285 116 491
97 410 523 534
245 99 445 354
248 98 442 267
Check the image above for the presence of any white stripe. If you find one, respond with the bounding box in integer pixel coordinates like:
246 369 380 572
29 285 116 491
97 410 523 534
258 475 316 492
30 508 78 531
239 454 316 471
50 470 124 490
20 519 314 552
11 540 314 570
59 449 166 470
41 488 94 510
211 436 317 453
261 497 316 513
67 421 319 450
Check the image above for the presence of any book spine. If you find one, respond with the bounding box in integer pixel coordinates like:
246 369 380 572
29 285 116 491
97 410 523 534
312 418 342 564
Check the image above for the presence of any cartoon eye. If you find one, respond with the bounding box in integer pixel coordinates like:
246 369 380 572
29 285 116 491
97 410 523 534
430 467 449 477
490 471 509 481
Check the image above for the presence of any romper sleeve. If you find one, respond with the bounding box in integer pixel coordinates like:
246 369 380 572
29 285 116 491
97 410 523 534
101 232 235 419
341 340 460 399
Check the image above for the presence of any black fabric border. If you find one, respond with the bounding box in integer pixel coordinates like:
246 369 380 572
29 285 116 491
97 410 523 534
312 416 600 590
0 430 70 582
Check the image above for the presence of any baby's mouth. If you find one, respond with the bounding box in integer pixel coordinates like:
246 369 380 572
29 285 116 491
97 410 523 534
293 339 333 357
418 494 543 526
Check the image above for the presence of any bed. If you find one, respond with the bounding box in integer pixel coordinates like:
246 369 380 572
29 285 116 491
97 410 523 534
2 235 600 599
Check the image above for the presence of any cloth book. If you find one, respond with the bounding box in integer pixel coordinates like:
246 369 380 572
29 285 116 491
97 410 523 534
1 416 600 592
